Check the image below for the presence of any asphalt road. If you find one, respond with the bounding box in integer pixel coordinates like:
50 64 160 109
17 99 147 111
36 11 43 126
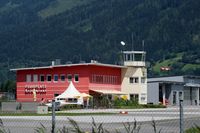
1 106 200 133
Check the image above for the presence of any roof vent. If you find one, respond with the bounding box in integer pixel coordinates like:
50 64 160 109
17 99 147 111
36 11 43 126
91 60 98 63
66 61 72 64
55 59 61 65
52 61 55 66
79 61 86 63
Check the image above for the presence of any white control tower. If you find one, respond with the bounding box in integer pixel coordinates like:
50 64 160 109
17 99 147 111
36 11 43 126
121 50 147 104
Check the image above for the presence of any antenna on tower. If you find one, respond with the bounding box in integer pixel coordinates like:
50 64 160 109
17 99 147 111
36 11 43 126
142 40 145 51
131 32 134 51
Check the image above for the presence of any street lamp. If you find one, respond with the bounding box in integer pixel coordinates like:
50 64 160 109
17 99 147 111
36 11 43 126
120 41 125 46
120 41 126 65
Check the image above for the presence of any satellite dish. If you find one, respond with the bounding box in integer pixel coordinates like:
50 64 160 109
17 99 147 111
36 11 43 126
120 41 125 46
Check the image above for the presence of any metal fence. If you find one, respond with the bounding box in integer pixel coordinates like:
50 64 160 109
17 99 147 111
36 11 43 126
0 100 200 133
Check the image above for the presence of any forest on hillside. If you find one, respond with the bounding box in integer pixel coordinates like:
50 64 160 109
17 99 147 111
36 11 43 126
0 0 200 84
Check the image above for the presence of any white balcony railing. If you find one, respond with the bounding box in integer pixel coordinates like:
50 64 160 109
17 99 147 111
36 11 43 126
124 61 145 67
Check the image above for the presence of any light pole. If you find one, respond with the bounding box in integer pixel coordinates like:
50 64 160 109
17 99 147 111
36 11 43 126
120 41 125 46
52 99 56 133
120 41 126 65
179 92 184 133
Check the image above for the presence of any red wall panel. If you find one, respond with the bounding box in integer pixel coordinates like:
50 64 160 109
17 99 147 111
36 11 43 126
16 65 121 102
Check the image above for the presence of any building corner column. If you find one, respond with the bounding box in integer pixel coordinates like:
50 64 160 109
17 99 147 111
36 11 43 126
162 84 166 106
197 88 199 106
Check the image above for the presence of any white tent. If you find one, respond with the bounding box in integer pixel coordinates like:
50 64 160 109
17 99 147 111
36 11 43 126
56 82 81 99
55 82 83 105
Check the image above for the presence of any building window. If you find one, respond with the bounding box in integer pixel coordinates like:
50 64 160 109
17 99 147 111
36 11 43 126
91 74 119 84
74 74 79 82
141 77 146 83
99 75 103 83
141 93 146 101
130 94 139 101
47 75 52 82
60 74 65 82
67 74 72 82
130 77 133 83
54 74 58 82
40 75 45 82
141 97 146 101
33 74 38 82
130 77 139 83
189 79 195 83
91 75 95 83
26 74 31 82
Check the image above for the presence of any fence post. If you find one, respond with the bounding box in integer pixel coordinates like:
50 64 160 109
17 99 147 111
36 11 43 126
52 100 56 133
179 99 184 133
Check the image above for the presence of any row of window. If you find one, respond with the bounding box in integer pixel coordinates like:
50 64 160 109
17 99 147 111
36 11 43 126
26 74 145 84
26 74 79 82
90 74 119 84
129 77 146 84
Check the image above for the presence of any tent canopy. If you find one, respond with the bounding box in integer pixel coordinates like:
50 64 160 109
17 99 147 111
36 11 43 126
90 89 127 95
56 82 81 99
74 93 92 98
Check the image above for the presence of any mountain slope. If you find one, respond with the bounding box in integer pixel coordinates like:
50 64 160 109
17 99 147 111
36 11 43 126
38 0 94 18
0 0 200 82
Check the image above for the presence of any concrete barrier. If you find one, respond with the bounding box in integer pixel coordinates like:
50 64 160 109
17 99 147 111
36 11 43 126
1 102 39 112
21 102 38 112
37 106 48 114
1 102 19 112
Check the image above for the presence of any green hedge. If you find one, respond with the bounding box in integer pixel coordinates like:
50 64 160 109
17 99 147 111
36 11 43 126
113 99 166 109
142 104 166 108
113 99 138 107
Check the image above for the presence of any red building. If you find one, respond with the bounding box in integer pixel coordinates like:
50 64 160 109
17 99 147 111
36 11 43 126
12 63 124 102
11 51 148 104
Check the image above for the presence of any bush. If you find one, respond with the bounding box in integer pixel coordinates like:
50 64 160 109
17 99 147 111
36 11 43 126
61 104 83 110
113 99 166 109
113 98 139 107
142 104 166 108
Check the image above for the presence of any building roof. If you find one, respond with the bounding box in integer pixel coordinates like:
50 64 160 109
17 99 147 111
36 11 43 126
148 75 200 84
10 62 127 71
148 76 184 83
184 83 200 87
123 51 146 54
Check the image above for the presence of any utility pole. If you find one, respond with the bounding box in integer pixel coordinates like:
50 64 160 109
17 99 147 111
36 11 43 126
179 97 184 133
131 32 134 51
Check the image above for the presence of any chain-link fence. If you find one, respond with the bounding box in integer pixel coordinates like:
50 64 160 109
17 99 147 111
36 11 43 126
1 101 200 133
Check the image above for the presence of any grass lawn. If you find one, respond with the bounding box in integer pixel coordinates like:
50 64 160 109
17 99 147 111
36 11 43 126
153 53 183 73
181 64 200 71
38 0 94 18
